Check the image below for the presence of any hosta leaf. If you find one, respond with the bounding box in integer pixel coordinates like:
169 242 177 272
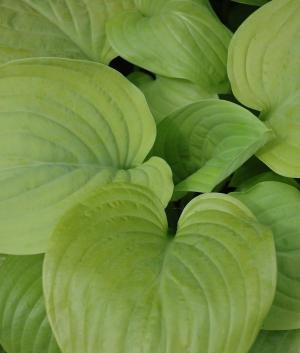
0 0 135 65
232 182 300 329
235 171 299 192
228 0 300 176
0 58 172 255
249 329 300 353
0 255 61 353
128 71 217 124
0 255 6 268
44 182 276 353
106 0 232 93
229 156 270 187
152 99 273 193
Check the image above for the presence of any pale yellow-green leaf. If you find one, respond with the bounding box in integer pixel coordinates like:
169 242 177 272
0 0 135 65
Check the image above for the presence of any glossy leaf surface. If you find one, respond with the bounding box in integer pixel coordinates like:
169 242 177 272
232 182 300 329
0 255 61 353
0 0 135 65
106 0 232 93
152 99 273 193
44 182 276 353
128 71 217 124
228 0 300 176
0 58 172 254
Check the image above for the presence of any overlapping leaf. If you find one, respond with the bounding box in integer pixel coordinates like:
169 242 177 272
0 254 61 353
128 71 217 124
0 58 173 254
232 182 300 329
235 171 299 192
43 182 276 353
0 0 135 65
228 0 300 176
249 329 300 353
229 156 270 187
152 99 273 193
106 0 233 93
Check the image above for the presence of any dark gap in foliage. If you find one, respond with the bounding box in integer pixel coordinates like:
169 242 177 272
219 94 260 117
109 56 134 76
209 0 235 26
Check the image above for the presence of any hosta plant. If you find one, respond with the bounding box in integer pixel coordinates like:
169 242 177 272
0 0 299 352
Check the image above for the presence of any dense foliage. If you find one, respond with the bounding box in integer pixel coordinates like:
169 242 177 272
0 0 300 352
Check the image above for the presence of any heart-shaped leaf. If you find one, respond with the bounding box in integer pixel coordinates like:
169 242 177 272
0 254 61 353
152 99 273 193
106 0 233 93
44 182 276 353
231 182 300 329
128 71 218 124
0 0 135 65
249 329 300 353
228 0 300 176
0 58 172 254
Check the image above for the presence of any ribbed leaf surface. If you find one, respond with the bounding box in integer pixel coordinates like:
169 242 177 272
128 72 217 124
228 0 300 176
0 58 172 254
152 100 273 193
106 0 232 93
44 182 276 353
0 255 61 353
0 0 135 65
249 329 300 353
232 182 300 329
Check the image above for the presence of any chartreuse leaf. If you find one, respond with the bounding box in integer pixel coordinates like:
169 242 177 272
231 0 270 5
0 58 172 255
106 0 232 93
232 182 300 329
127 71 218 124
228 0 300 176
0 254 61 353
0 0 135 65
249 329 300 353
152 99 273 193
43 182 276 353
